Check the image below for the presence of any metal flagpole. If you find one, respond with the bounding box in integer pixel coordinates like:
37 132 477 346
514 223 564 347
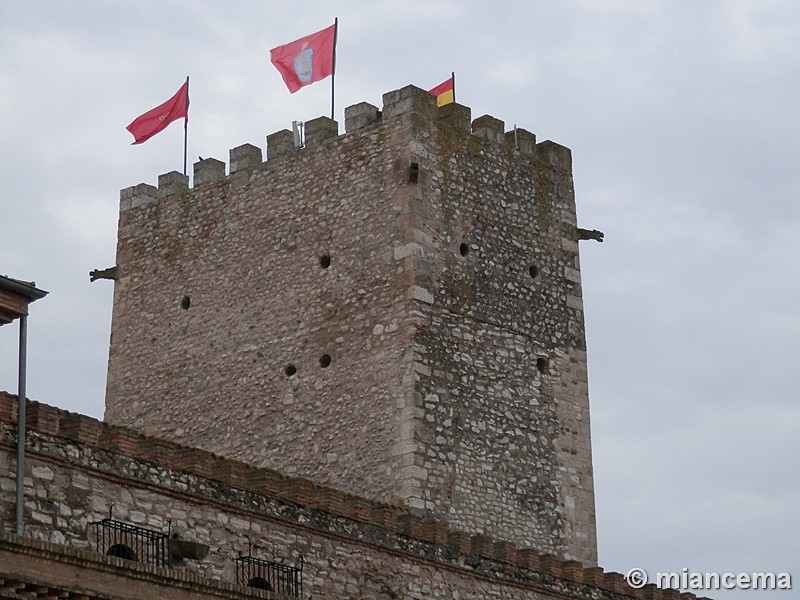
183 76 189 176
452 71 456 104
331 18 338 120
14 315 27 536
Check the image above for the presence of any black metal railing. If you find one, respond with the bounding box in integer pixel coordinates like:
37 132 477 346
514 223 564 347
89 516 170 568
235 553 304 597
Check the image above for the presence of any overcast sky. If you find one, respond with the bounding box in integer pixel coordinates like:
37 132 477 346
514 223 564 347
1 1 798 597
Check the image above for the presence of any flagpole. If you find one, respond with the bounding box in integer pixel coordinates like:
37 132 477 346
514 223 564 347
452 71 456 104
331 17 338 120
183 76 189 176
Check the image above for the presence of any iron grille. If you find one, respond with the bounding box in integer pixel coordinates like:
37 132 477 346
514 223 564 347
235 553 304 597
90 517 170 568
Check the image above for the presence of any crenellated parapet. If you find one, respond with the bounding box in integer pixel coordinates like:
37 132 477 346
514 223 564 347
119 85 569 213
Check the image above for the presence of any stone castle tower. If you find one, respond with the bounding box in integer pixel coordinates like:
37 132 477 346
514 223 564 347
104 85 597 565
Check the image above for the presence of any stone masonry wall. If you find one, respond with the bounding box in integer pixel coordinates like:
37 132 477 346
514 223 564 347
0 395 691 600
1 533 277 600
390 95 595 562
106 101 416 506
105 85 596 564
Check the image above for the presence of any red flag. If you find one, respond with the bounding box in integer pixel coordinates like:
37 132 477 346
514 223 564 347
126 81 189 145
270 23 337 93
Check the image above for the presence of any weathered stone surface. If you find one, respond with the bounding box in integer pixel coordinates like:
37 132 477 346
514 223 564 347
344 101 381 133
193 158 226 187
104 85 597 566
229 143 262 174
0 401 644 600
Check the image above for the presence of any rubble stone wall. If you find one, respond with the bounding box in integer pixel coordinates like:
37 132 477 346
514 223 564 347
0 396 681 600
104 85 596 564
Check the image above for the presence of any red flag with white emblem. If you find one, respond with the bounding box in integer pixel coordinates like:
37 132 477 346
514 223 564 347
270 23 337 94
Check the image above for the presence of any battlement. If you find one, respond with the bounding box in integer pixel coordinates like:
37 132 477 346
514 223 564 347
119 85 570 212
1 392 696 600
106 83 595 565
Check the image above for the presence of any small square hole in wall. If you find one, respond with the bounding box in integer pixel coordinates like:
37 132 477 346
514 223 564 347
407 162 419 183
536 357 549 374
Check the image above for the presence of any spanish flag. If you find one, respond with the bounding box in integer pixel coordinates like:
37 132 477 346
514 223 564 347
429 74 455 107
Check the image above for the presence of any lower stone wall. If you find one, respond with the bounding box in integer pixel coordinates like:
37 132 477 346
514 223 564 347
0 394 693 600
1 532 276 600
